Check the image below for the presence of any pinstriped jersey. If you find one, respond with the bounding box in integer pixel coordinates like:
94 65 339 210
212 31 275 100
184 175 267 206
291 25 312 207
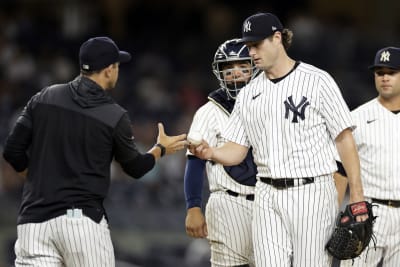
223 62 353 178
187 98 255 195
351 98 400 200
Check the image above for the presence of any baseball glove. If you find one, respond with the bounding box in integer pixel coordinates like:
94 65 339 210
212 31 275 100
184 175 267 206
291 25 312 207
326 201 376 260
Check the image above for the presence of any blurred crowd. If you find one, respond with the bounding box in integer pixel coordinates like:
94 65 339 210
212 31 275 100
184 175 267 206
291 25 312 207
0 0 399 266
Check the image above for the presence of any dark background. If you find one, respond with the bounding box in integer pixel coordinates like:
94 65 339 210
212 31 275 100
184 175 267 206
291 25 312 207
0 0 399 266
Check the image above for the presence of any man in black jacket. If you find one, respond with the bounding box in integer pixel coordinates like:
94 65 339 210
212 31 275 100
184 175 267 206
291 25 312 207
3 36 187 267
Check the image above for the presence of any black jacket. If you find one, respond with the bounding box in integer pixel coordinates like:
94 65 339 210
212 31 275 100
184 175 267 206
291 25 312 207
3 76 155 224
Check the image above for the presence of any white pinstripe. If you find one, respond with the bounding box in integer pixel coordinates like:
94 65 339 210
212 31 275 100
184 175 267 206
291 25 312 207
206 192 254 266
225 63 352 178
253 175 337 267
223 62 352 266
341 98 400 267
15 214 114 267
188 98 255 266
189 100 254 196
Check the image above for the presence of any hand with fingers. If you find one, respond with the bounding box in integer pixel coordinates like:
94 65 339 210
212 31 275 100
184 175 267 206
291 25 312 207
185 207 208 238
188 140 214 161
156 122 187 156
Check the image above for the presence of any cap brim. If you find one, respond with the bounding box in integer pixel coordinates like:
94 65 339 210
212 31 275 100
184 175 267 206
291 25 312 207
368 63 399 70
238 36 266 43
118 51 131 63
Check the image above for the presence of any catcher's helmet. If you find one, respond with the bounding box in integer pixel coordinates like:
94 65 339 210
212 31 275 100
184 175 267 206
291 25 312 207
212 39 258 99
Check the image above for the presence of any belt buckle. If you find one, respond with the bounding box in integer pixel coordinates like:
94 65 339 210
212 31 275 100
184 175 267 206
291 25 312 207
388 200 394 207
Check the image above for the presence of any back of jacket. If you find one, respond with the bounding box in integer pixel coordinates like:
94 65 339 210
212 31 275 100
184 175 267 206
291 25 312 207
4 76 133 224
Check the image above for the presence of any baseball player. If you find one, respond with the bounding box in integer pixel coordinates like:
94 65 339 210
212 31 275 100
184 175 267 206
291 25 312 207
340 47 400 266
2 36 187 267
184 38 259 267
189 13 368 267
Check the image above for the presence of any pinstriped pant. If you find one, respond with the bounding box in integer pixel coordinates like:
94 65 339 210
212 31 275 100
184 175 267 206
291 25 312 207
15 214 115 267
206 191 254 267
253 174 338 267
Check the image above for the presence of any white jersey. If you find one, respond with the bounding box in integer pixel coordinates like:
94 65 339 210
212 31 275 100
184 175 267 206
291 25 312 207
351 98 400 200
223 62 353 178
188 99 254 195
341 99 400 267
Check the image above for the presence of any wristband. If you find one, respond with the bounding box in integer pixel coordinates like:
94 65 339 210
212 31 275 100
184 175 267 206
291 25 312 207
155 143 166 157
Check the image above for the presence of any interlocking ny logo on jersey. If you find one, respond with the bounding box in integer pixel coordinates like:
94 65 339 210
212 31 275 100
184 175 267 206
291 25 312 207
284 96 310 123
244 21 251 32
380 51 390 62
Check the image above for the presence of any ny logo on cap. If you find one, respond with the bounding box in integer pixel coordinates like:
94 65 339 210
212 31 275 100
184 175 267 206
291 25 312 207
244 21 252 32
380 51 390 62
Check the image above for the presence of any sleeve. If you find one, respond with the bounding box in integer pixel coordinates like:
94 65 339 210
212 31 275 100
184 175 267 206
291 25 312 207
113 113 155 178
319 73 354 139
184 155 206 209
2 93 39 172
3 123 32 172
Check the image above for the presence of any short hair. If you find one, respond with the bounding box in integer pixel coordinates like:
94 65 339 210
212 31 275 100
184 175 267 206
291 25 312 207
80 63 117 76
281 29 293 51
80 69 102 76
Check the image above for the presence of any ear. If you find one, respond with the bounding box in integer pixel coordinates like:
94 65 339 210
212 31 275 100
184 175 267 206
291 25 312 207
273 31 282 41
103 64 113 78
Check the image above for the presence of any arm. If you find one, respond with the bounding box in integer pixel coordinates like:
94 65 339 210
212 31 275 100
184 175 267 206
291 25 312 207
335 128 365 204
3 99 35 173
334 161 348 206
148 123 187 160
114 116 187 178
189 141 248 166
184 156 208 238
3 122 31 173
333 172 348 207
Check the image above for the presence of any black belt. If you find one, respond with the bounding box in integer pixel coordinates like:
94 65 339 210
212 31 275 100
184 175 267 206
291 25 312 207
372 198 400 208
260 177 314 189
226 190 254 201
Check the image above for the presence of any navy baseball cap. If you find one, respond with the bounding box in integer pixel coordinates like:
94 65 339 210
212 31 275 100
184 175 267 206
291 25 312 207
239 13 283 43
79 36 131 71
369 47 400 70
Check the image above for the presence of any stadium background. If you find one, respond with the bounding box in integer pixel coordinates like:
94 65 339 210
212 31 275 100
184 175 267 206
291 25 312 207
0 0 399 266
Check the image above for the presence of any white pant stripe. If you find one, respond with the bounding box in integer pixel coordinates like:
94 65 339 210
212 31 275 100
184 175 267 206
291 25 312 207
15 213 115 267
253 175 337 267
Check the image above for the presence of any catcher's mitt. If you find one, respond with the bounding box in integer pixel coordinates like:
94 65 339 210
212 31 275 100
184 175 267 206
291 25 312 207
326 201 376 260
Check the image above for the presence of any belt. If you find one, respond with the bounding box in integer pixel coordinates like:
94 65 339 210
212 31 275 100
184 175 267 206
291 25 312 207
372 198 400 208
259 177 314 189
226 190 254 201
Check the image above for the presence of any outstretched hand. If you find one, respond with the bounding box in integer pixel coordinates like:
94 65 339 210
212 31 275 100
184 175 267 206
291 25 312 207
157 123 187 156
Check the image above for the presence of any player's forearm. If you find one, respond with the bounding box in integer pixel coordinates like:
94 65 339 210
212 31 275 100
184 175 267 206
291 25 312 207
184 156 206 209
210 141 248 166
335 129 364 202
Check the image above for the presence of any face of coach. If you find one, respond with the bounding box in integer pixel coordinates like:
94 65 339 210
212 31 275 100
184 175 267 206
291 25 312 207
79 36 131 90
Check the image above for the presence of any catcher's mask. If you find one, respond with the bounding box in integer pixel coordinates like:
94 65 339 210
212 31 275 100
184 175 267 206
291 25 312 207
212 39 259 99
